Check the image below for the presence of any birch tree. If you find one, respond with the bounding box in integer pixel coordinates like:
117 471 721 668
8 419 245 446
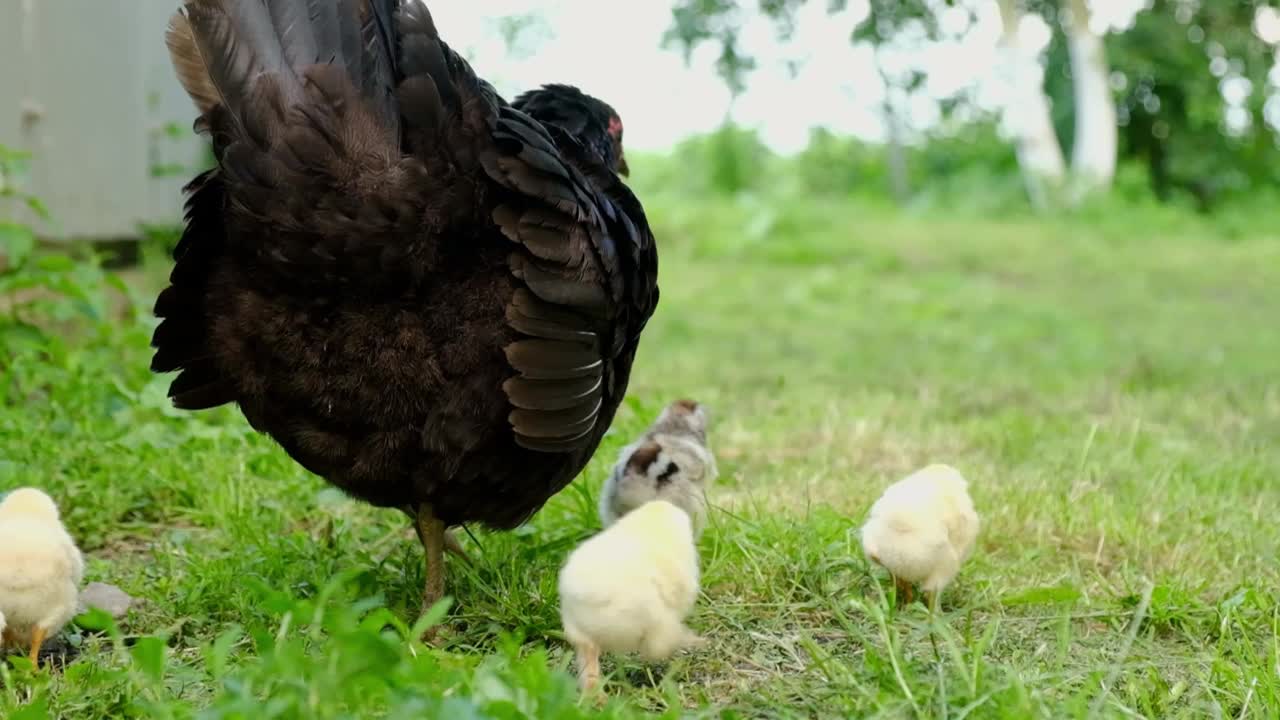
1062 0 1118 199
996 0 1066 207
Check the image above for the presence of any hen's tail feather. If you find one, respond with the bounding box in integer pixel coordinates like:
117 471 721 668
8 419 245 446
167 0 399 138
395 0 497 156
178 0 304 121
165 0 423 287
166 13 221 116
360 0 401 127
150 172 237 411
397 1 457 107
154 1 423 411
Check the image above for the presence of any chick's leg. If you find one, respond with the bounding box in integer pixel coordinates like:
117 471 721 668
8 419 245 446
28 626 47 666
893 575 915 606
682 628 708 651
574 641 602 693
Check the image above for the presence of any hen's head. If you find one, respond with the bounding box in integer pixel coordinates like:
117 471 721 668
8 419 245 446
513 84 629 176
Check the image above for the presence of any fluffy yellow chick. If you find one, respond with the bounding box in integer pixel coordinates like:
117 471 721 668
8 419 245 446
559 499 702 693
600 399 717 536
0 488 84 664
860 464 979 609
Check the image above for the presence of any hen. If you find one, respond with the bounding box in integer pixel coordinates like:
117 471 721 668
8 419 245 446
152 0 659 618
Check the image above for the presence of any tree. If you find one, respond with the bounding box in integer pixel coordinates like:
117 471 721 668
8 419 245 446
996 0 1067 207
1100 0 1280 210
666 0 1121 207
665 0 948 201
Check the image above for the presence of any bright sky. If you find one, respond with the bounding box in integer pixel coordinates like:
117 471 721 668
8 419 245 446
429 0 1151 153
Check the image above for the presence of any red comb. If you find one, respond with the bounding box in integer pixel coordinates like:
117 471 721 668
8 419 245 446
608 116 623 137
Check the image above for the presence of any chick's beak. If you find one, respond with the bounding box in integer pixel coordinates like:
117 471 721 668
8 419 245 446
618 153 630 177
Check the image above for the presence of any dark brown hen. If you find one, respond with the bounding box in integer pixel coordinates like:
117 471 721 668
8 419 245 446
152 0 659 618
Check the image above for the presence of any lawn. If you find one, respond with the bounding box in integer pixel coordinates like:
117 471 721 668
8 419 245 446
1 195 1277 719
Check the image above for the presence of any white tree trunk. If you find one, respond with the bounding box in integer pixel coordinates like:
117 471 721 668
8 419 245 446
877 61 911 203
997 0 1067 210
1065 0 1117 200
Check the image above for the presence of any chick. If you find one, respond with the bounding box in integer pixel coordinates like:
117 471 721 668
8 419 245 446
559 500 703 693
600 399 716 536
0 488 84 664
860 464 979 610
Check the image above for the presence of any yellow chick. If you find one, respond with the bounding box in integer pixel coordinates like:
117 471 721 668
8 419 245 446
860 464 979 609
0 488 84 664
600 399 717 536
559 499 702 693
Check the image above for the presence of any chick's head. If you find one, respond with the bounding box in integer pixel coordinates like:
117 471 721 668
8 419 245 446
0 487 62 523
650 399 711 444
604 440 710 531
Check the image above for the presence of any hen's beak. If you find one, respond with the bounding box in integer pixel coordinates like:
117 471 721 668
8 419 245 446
618 153 630 177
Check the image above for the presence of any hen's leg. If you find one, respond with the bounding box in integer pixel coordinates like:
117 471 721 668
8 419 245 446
28 626 47 666
443 531 472 565
416 504 447 637
404 506 471 564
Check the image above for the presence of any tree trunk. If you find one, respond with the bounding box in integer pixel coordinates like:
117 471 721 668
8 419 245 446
1065 0 1117 201
883 97 911 204
997 0 1067 210
876 60 911 204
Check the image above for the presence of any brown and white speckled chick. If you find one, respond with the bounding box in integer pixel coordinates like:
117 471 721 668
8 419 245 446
599 399 717 536
0 488 84 664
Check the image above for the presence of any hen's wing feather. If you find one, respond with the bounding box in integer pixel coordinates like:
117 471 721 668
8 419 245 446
396 0 658 452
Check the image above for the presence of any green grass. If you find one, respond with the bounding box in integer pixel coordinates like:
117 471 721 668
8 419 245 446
1 196 1278 719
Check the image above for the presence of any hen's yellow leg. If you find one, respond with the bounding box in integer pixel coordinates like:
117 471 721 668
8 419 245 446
416 504 446 640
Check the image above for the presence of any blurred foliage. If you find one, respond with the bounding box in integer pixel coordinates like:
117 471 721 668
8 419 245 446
0 144 142 400
666 0 1280 213
1107 1 1280 212
666 0 951 95
0 145 47 271
1044 0 1280 211
634 120 1028 214
665 0 762 96
492 12 554 62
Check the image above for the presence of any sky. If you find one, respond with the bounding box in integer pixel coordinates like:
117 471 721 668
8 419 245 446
428 0 1151 154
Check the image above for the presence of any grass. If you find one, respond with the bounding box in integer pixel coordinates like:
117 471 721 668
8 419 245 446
1 193 1278 719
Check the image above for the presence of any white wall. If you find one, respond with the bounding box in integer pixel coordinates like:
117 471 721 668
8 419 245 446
0 0 206 241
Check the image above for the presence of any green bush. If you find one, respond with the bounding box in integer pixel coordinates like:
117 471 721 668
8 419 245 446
0 145 146 406
789 128 891 198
